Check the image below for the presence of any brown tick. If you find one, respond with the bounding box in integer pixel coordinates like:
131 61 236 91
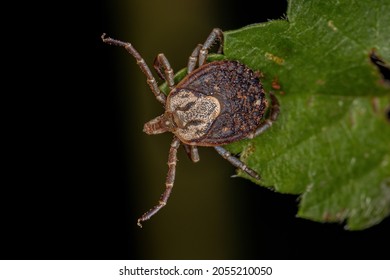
102 28 280 227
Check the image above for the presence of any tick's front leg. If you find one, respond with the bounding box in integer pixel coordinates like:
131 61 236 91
187 44 202 74
137 136 181 227
101 34 167 105
153 53 175 91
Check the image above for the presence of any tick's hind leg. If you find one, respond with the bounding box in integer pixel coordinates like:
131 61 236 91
137 136 181 227
214 146 260 180
248 92 280 139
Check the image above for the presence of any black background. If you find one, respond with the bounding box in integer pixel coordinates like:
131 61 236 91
2 0 389 260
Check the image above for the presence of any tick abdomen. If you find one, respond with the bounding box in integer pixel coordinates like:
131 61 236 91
171 60 267 145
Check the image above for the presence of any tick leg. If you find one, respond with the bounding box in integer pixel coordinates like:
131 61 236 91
137 136 181 227
199 28 224 66
183 145 200 163
101 34 166 105
187 44 202 74
248 92 280 139
154 53 175 91
214 146 260 180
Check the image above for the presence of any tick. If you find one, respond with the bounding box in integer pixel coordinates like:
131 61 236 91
102 28 280 227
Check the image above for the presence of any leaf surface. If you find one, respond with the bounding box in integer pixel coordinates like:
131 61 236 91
221 0 390 230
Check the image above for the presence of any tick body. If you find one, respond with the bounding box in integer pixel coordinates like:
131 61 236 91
102 28 280 227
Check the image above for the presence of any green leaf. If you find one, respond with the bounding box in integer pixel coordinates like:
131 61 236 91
222 0 390 230
159 0 390 230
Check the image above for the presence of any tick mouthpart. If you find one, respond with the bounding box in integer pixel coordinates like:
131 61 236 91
143 114 175 135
